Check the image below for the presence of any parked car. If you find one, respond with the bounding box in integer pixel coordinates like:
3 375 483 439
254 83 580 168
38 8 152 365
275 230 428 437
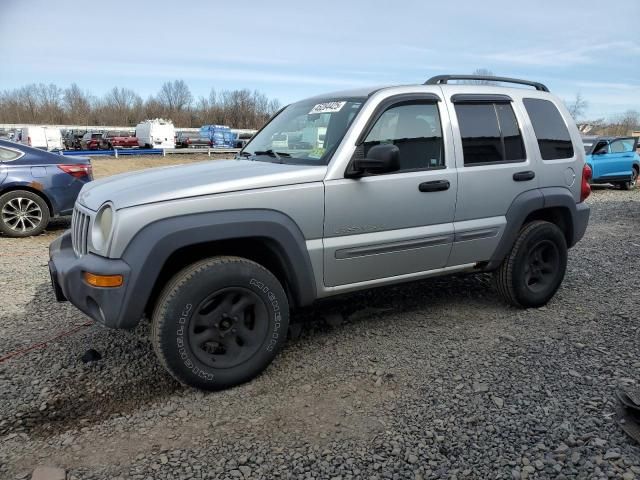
17 126 63 151
101 130 138 149
135 119 175 149
80 132 104 150
50 74 590 391
0 140 92 237
175 131 212 148
584 136 639 190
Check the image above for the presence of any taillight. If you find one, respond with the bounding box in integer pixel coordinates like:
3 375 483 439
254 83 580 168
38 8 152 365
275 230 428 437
27 136 31 146
58 164 92 178
580 164 592 202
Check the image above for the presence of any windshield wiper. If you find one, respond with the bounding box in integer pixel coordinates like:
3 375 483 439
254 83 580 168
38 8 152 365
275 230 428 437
237 151 252 157
253 149 291 160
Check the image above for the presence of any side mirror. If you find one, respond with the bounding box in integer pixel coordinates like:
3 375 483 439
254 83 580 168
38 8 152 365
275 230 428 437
349 144 400 177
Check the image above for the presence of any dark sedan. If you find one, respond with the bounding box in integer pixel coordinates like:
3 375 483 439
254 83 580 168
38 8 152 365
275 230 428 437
0 140 93 237
175 132 212 148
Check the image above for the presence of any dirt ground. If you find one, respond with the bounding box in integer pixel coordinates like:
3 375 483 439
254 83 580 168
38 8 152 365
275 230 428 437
89 152 234 179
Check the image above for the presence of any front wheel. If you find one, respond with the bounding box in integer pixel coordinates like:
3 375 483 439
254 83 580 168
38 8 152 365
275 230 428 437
493 220 567 308
0 190 50 237
151 256 289 390
618 168 638 190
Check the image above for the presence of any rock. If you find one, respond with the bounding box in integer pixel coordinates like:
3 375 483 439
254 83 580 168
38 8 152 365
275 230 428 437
473 382 489 393
491 396 504 408
603 450 621 460
31 467 66 480
238 465 251 477
407 454 418 464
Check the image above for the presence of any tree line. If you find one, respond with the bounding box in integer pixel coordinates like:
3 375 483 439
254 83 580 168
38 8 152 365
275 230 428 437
0 80 281 129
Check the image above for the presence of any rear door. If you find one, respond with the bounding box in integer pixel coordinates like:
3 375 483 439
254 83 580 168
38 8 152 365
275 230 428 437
445 92 537 266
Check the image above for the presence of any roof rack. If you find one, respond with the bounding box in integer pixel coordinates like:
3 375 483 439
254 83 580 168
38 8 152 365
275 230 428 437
425 75 549 92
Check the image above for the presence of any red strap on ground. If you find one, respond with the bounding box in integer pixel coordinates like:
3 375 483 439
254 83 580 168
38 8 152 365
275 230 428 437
0 321 94 364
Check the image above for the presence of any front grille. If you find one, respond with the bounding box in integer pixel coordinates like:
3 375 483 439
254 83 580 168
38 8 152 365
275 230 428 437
71 206 91 256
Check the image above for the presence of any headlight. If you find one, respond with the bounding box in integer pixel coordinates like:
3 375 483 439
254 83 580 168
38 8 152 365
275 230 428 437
91 203 114 252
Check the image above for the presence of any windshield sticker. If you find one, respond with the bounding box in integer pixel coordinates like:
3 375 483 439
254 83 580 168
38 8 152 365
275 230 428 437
309 101 346 115
308 148 326 159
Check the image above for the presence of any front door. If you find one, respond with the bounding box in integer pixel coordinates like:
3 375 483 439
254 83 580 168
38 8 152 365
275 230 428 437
323 98 457 287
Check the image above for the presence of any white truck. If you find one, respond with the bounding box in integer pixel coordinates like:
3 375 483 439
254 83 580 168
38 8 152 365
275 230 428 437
18 126 63 151
135 119 175 149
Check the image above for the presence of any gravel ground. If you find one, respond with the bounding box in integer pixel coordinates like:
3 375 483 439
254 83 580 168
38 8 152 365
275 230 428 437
0 185 639 479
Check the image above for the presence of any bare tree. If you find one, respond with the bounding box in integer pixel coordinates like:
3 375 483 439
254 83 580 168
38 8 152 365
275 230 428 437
0 81 278 128
158 80 193 112
462 68 497 85
566 92 588 120
63 84 93 124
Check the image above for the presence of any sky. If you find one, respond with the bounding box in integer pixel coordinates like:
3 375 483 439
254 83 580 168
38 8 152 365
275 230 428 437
0 0 639 120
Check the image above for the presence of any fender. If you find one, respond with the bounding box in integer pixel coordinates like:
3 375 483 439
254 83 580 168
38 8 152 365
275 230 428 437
118 209 318 328
486 187 589 270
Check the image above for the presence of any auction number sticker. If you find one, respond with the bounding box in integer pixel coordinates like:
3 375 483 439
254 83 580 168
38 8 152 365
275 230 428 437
309 101 346 114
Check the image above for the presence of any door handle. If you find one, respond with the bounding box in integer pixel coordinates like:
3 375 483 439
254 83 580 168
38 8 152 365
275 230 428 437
419 180 450 192
513 171 535 182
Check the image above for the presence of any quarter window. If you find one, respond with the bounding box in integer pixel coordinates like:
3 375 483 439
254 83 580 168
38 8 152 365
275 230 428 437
363 102 444 171
0 147 22 161
454 102 526 165
523 98 574 160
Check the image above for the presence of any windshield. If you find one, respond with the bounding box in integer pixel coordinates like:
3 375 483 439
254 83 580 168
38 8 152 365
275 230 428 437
241 97 365 165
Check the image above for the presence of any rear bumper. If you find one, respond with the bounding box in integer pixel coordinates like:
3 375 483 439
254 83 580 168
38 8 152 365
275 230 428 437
48 230 133 328
572 201 590 247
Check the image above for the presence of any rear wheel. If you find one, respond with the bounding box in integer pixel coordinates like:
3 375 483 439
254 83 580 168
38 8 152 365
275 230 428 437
493 220 567 308
151 256 289 390
0 190 50 237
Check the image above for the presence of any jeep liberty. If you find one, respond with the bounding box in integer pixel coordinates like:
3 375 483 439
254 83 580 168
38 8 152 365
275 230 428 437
49 75 591 390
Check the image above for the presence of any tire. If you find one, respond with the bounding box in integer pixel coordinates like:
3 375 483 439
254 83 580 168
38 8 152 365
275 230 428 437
618 167 638 190
151 256 289 390
0 190 50 238
493 220 567 308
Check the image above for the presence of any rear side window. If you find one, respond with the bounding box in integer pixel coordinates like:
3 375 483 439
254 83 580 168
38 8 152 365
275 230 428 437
454 103 525 165
0 147 23 161
523 98 574 160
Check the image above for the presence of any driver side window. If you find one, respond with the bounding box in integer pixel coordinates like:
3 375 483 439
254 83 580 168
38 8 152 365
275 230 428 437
593 141 609 154
363 102 444 171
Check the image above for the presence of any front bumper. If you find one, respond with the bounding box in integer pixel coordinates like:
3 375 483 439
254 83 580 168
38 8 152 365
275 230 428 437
48 230 132 328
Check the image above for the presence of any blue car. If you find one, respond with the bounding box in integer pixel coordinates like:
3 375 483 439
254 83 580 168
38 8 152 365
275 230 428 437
583 136 639 190
0 140 93 237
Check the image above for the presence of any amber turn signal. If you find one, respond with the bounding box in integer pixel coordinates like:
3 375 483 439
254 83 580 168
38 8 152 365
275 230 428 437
83 272 123 288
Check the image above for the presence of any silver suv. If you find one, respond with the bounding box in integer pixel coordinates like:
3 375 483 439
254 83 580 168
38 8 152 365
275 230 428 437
49 75 591 390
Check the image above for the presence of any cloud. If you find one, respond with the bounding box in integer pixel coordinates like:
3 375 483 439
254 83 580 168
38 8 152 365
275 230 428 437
482 41 640 67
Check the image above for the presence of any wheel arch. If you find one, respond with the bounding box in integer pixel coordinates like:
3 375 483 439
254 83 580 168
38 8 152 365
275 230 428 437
0 184 54 216
486 187 587 270
118 209 317 328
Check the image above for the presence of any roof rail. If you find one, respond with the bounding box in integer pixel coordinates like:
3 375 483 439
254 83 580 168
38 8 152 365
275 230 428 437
425 75 549 92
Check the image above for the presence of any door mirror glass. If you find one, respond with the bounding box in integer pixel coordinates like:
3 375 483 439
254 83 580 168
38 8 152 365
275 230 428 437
351 144 400 176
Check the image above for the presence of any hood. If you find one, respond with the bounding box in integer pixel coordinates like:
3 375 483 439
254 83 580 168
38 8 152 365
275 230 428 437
78 159 327 210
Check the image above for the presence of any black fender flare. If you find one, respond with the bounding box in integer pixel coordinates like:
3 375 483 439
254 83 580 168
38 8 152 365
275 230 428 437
118 209 317 328
486 187 588 270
